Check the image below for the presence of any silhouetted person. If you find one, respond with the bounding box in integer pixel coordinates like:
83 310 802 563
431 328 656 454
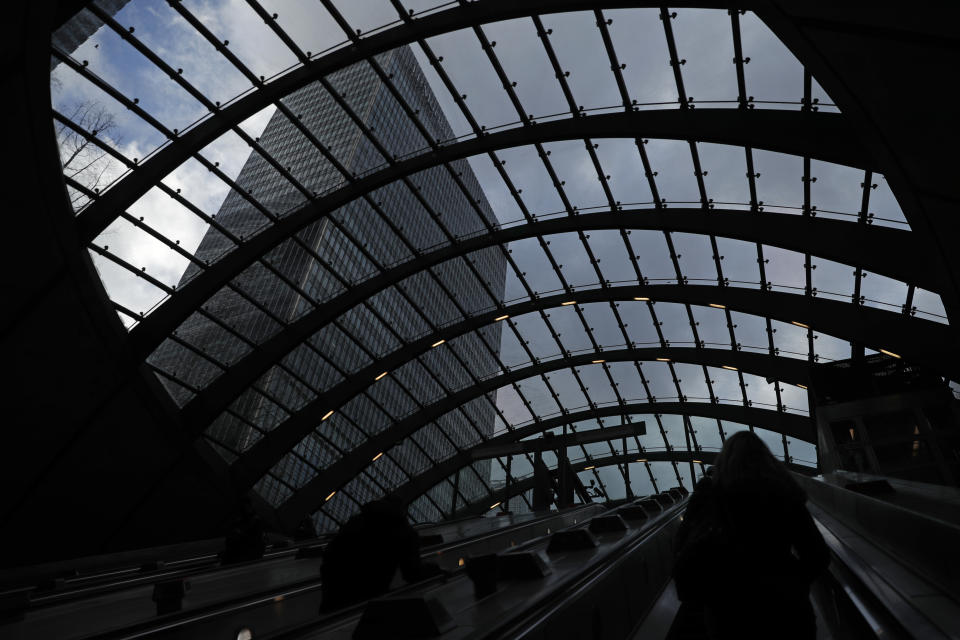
320 496 441 610
220 497 266 564
674 432 829 640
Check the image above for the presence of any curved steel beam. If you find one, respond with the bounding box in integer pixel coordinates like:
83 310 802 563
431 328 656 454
75 0 743 242
452 450 816 518
273 345 810 527
388 401 813 505
126 109 872 361
180 209 930 437
221 283 952 498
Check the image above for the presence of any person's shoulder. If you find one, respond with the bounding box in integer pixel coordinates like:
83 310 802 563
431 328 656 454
692 475 716 495
687 476 718 506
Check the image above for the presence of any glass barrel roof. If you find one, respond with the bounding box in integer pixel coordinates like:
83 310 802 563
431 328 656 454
51 0 952 531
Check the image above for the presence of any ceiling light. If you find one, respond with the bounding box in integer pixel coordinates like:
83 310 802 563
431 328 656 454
656 357 671 362
722 365 738 371
709 303 726 309
325 491 336 502
431 339 445 348
494 314 509 321
489 502 501 510
561 300 577 306
880 349 901 359
791 321 809 329
592 359 605 364
634 296 650 301
372 452 384 462
583 465 595 470
693 459 703 464
374 371 388 381
797 383 808 390
321 410 334 421
636 458 647 463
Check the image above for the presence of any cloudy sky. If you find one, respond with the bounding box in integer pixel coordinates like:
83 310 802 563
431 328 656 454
50 0 950 515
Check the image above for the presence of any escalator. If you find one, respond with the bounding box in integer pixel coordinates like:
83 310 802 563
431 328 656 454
263 488 689 639
638 475 960 640
0 503 602 640
5 473 956 639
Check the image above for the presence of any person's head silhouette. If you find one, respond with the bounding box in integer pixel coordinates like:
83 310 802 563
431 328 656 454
712 430 802 499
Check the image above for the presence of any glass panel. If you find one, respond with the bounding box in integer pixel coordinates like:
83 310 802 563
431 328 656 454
672 9 738 106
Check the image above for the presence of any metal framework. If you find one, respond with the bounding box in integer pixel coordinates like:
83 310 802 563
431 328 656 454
50 0 957 528
452 448 816 518
384 400 811 503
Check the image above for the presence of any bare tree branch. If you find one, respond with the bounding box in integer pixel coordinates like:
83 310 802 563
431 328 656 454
55 98 120 210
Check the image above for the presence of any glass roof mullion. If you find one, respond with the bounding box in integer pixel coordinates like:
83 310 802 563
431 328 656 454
64 175 102 213
903 285 917 318
682 414 706 485
801 71 817 371
593 10 632 110
851 169 876 357
660 8 690 110
87 239 178 300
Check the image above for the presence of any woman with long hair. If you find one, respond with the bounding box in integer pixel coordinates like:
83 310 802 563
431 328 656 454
673 430 829 640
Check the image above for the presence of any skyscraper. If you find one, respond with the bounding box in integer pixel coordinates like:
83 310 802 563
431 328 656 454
150 46 507 530
50 0 132 70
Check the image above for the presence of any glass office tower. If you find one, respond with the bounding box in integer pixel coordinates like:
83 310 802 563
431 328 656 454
151 46 506 529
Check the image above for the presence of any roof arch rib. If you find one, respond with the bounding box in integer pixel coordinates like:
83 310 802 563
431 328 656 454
387 401 813 507
194 283 955 480
451 450 816 519
75 0 755 243
125 108 874 360
272 345 810 526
